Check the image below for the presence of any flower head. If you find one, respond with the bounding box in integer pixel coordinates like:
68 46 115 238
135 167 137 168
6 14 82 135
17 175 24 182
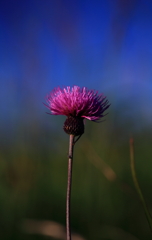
45 86 110 136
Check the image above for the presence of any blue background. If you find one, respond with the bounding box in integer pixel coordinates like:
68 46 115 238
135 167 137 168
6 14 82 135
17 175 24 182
1 0 152 131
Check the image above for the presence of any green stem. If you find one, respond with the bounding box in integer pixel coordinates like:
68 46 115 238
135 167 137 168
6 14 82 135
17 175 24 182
66 134 75 240
130 137 152 232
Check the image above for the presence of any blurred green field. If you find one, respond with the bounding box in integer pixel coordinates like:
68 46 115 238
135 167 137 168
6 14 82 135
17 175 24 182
1 115 152 240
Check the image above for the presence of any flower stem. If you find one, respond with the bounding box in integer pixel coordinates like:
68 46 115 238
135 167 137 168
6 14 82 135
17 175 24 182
66 134 75 240
130 137 152 232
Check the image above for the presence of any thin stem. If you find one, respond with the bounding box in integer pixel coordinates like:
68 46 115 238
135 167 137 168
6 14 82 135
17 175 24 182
130 137 152 232
74 134 82 144
66 134 75 240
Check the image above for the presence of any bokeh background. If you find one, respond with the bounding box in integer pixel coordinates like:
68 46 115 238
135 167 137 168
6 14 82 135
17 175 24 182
1 0 152 239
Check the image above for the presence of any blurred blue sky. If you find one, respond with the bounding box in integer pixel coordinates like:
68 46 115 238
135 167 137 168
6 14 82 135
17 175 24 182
1 0 152 132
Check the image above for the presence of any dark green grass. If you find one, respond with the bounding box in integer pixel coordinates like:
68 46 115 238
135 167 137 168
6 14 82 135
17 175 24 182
0 118 152 240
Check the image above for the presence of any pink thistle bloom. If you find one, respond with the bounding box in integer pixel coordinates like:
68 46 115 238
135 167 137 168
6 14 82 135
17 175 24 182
45 86 110 122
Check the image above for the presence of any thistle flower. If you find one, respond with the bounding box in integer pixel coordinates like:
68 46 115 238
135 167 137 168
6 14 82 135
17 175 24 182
44 85 110 240
45 86 110 136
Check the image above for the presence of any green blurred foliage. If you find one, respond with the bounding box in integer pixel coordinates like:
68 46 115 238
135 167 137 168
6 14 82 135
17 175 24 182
0 114 152 240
